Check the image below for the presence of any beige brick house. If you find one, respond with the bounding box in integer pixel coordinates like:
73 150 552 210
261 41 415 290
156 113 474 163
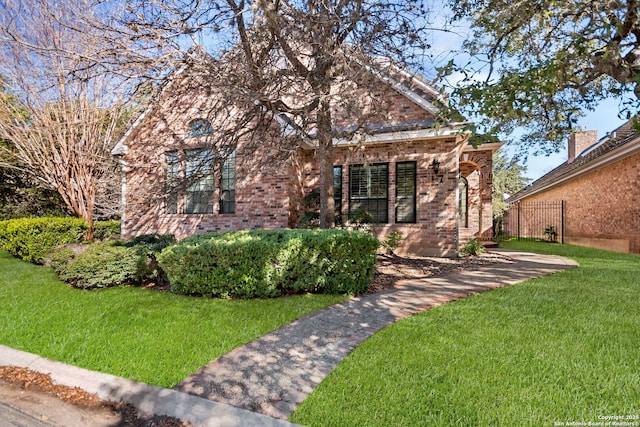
112 63 500 257
506 120 640 254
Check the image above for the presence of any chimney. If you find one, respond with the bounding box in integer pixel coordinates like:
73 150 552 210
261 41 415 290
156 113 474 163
568 130 598 163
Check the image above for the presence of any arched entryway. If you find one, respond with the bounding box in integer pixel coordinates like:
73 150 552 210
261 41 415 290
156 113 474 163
458 152 492 246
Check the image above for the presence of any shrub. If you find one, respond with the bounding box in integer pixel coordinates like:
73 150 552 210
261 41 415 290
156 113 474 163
380 231 404 254
51 240 142 289
125 234 176 284
50 235 175 289
158 229 379 299
93 220 121 240
461 238 486 256
0 217 87 263
0 220 8 250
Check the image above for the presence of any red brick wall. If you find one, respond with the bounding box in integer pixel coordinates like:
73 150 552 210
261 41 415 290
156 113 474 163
297 137 463 256
517 151 640 254
119 78 294 240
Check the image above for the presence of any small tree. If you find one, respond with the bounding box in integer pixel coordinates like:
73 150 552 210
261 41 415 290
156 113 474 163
0 0 130 237
492 149 530 237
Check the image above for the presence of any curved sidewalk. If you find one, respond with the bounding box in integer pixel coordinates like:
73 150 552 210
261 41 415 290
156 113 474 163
176 250 578 420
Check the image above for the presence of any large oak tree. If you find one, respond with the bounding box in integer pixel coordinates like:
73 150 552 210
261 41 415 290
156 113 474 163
102 0 437 228
442 0 640 155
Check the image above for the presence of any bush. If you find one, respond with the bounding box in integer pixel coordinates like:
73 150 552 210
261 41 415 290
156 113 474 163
0 217 87 263
51 240 142 289
0 220 8 250
461 238 486 256
50 234 175 289
158 229 379 299
93 220 121 240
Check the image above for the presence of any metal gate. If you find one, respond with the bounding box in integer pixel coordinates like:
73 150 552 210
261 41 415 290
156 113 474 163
501 200 565 243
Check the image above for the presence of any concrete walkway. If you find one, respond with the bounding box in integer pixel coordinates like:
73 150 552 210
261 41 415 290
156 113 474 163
176 250 578 420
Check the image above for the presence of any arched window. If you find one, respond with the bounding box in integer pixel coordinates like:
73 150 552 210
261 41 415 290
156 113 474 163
458 176 468 228
188 119 213 137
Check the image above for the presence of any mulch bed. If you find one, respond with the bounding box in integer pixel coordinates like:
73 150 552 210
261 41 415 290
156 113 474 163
0 366 192 427
367 251 513 293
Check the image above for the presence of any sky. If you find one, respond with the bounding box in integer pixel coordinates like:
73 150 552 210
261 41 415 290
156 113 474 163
519 99 627 181
426 5 630 182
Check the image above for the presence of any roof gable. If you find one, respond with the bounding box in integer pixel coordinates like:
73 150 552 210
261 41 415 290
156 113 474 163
112 53 452 157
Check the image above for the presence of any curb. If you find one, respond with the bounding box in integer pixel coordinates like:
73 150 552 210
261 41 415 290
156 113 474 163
0 345 301 427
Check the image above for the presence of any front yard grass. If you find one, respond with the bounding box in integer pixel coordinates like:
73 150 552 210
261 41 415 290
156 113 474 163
0 250 347 388
291 241 640 426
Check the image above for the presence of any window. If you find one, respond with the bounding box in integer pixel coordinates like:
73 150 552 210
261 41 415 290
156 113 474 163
349 163 388 223
396 162 416 223
165 149 230 215
334 166 342 223
458 176 468 227
220 151 236 214
189 119 213 137
165 151 179 214
185 149 215 214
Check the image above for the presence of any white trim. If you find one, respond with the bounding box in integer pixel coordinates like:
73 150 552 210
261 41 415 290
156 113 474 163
512 136 640 201
117 159 128 237
332 126 469 146
462 142 503 152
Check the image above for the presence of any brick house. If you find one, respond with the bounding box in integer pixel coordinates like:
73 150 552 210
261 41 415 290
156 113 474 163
112 63 500 257
506 120 640 254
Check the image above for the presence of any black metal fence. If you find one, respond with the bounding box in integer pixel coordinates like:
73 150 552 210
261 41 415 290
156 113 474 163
501 200 565 243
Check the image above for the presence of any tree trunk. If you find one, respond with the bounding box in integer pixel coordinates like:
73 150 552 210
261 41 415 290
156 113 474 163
317 98 335 229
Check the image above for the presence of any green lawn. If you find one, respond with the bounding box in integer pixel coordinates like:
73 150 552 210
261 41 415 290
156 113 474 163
0 250 347 388
291 242 640 426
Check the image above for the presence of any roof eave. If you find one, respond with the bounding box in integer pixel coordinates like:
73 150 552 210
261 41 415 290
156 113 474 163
509 135 640 202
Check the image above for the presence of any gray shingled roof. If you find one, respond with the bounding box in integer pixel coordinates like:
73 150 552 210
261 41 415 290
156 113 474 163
508 119 640 202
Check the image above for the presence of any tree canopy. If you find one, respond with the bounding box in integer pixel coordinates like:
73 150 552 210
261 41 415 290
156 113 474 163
491 149 530 218
442 0 640 157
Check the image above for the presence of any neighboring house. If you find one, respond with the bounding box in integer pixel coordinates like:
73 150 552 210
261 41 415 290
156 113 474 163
112 62 500 257
506 120 640 254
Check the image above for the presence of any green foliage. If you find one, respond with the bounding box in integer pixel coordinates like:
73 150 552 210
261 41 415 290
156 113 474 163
50 234 175 289
93 220 121 240
442 0 640 154
50 241 140 289
380 231 404 254
0 142 65 220
158 229 379 298
492 149 530 218
0 217 87 263
460 238 485 256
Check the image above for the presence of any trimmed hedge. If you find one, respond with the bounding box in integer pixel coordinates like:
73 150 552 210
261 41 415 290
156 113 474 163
157 229 379 299
0 217 87 263
0 217 122 264
94 220 121 240
50 234 175 289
